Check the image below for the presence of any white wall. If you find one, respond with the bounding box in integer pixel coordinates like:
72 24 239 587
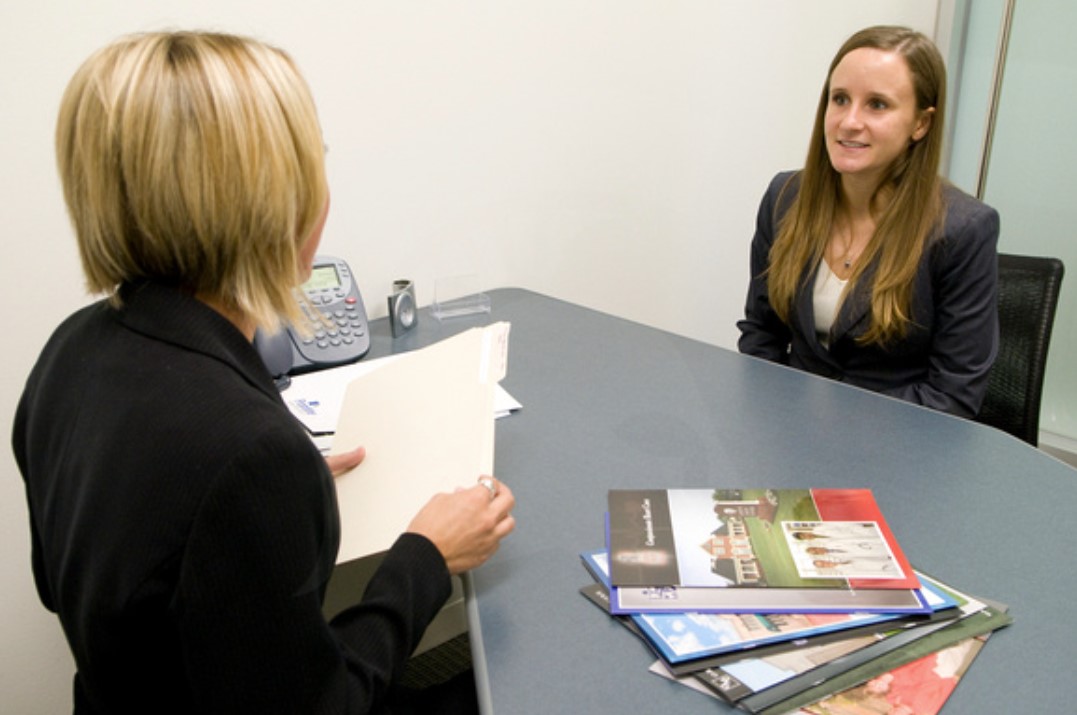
0 2 938 711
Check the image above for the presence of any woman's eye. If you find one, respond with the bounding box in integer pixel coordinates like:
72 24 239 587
869 98 888 110
831 93 848 106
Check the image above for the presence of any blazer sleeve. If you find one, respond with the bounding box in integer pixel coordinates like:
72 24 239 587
881 196 1000 417
737 172 797 363
177 426 451 715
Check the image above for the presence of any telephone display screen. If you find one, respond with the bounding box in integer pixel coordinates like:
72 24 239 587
304 264 341 291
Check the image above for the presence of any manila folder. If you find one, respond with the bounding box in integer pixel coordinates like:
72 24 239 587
329 322 509 563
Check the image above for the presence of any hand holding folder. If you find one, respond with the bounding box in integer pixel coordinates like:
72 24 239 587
329 323 511 563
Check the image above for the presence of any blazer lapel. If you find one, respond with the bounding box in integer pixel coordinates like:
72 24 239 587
794 268 821 347
829 262 876 344
794 262 844 369
794 259 873 367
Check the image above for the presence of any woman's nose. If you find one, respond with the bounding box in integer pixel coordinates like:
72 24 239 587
840 103 865 130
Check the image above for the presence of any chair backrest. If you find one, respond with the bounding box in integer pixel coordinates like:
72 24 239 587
976 253 1065 446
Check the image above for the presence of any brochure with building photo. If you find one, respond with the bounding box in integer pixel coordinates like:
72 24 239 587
606 488 919 591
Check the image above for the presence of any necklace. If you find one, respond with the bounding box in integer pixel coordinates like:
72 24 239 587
836 236 856 271
834 218 868 274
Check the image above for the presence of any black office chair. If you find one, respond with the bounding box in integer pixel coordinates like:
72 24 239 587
975 253 1065 446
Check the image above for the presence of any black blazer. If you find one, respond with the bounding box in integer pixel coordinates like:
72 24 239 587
737 171 999 417
12 281 450 714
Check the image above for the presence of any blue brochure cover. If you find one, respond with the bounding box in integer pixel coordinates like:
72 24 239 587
583 549 945 658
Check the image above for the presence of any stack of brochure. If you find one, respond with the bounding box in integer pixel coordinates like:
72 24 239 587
580 488 1012 714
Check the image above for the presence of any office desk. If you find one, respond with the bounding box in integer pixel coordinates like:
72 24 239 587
365 288 1077 713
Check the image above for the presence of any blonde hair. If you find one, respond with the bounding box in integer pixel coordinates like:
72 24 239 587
56 31 328 331
767 26 946 346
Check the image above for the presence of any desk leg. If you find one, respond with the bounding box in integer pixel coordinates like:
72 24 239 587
464 572 494 714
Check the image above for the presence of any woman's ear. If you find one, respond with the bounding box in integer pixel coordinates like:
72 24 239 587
912 107 935 142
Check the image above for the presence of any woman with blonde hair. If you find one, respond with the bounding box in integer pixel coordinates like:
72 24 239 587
737 26 999 417
13 31 513 714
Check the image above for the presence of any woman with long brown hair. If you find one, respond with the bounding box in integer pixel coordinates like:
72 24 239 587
738 25 999 417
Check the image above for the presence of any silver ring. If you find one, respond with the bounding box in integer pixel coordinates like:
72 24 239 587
479 477 497 501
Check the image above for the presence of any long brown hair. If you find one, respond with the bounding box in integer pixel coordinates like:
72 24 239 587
767 26 946 345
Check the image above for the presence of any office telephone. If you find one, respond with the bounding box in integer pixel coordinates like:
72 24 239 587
254 256 371 381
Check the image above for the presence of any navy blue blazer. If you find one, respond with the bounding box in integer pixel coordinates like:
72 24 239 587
737 171 999 418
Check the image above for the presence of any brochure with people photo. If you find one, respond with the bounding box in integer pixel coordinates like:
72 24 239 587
606 488 919 591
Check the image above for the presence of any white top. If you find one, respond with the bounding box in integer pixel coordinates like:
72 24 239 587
813 260 847 346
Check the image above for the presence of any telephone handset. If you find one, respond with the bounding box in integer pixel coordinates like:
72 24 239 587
254 256 371 383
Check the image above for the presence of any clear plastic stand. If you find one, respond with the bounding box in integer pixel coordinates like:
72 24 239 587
431 274 491 321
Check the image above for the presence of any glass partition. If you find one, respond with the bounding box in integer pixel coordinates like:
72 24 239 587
947 0 1077 453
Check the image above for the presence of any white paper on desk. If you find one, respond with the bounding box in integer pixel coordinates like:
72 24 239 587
284 356 519 436
329 322 510 563
283 358 398 435
493 385 522 418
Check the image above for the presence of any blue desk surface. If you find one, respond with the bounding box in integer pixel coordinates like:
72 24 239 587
365 287 1077 714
